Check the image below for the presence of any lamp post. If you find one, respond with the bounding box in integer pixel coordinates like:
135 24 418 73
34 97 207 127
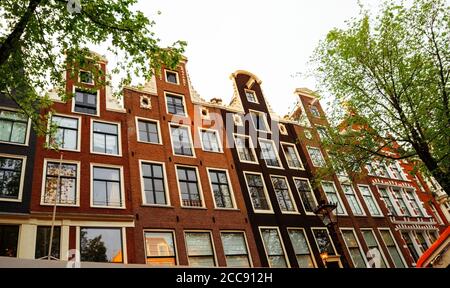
314 200 339 268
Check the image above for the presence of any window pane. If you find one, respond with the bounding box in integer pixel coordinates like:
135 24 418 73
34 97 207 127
145 231 176 267
35 226 61 259
380 230 405 268
0 120 12 142
295 179 317 213
342 230 366 268
221 232 250 267
261 228 287 268
0 157 22 199
0 225 19 257
94 167 120 181
245 174 270 211
288 229 314 268
313 229 336 255
80 228 123 263
93 133 105 153
11 122 27 143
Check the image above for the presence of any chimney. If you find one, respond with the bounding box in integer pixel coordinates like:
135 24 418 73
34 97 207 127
210 98 223 105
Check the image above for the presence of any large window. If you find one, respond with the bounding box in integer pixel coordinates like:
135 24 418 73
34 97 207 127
379 229 405 268
185 232 216 267
74 88 97 115
307 147 326 167
271 176 297 213
294 178 318 214
137 119 160 144
378 187 397 215
0 225 19 257
288 229 315 268
177 166 203 207
170 125 194 157
234 135 257 163
260 228 288 268
250 111 270 132
259 139 281 168
51 116 79 150
92 166 123 208
401 232 420 262
0 156 24 200
358 185 382 216
321 182 345 215
312 228 336 256
0 108 28 144
244 173 272 212
42 161 78 205
221 232 251 267
361 229 387 268
200 129 221 153
392 188 410 216
341 184 364 216
35 226 61 259
415 232 429 253
144 231 176 266
404 190 424 217
141 162 167 206
281 143 303 169
92 121 120 155
80 228 123 263
166 94 185 116
208 169 234 209
341 229 366 268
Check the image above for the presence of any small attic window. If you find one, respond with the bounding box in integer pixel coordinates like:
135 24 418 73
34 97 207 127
201 107 209 119
79 70 93 84
245 89 258 104
165 70 179 85
233 114 243 126
304 129 313 140
279 123 288 135
140 95 151 109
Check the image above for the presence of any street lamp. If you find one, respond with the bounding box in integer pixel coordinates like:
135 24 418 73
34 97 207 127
314 200 338 268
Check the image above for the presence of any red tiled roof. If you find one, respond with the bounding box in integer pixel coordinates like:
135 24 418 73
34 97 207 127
416 226 450 268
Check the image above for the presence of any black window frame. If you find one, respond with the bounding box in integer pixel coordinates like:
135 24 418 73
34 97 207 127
0 156 23 200
166 94 185 116
141 162 167 205
74 88 98 115
177 166 202 207
92 166 123 207
137 119 160 144
209 170 234 209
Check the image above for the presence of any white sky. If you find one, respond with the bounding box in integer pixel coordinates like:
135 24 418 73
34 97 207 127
99 0 383 116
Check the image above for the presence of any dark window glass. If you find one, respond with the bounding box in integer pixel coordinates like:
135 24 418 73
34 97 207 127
35 226 61 259
245 90 257 103
74 89 97 115
142 163 166 205
271 176 296 212
80 228 123 263
93 167 122 207
282 144 303 169
93 121 119 155
51 116 78 150
177 167 202 207
259 140 280 167
209 170 233 208
310 106 320 117
380 230 405 268
401 232 420 262
144 231 176 266
138 120 159 143
378 187 397 215
79 71 93 84
0 157 23 199
358 186 381 216
0 225 19 257
166 94 185 115
0 109 28 144
294 179 317 213
245 173 270 211
312 228 336 256
43 162 77 205
166 71 178 84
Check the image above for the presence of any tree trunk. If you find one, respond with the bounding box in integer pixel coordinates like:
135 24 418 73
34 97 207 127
0 0 41 67
416 145 450 196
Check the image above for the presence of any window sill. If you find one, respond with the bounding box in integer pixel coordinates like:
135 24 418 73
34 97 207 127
141 204 174 209
180 206 208 210
91 205 126 210
254 210 275 215
0 140 28 147
71 110 100 117
137 140 163 146
40 202 79 207
90 151 123 158
214 208 240 212
0 198 22 203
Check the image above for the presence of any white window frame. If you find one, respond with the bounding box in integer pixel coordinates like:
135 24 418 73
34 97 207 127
306 146 326 168
220 230 253 267
142 229 178 266
76 226 128 264
340 183 366 216
90 119 122 157
320 181 348 216
46 113 82 152
175 165 205 209
293 177 318 216
90 163 126 209
311 227 338 256
258 138 283 169
71 86 100 117
403 188 428 217
139 160 171 207
249 109 271 133
233 134 258 164
401 230 423 263
78 69 95 85
168 123 196 158
206 168 237 210
164 91 187 117
258 226 290 268
199 128 223 153
340 228 369 268
164 69 180 85
0 153 27 203
280 142 304 170
184 230 217 267
390 187 414 216
287 227 317 268
378 228 408 268
135 116 162 145
269 175 299 214
357 185 384 217
40 158 80 207
0 106 32 147
244 89 259 104
376 185 399 216
360 228 390 268
243 171 274 214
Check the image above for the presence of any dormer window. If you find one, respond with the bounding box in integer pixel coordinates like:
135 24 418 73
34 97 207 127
165 70 179 85
245 90 258 104
79 71 94 85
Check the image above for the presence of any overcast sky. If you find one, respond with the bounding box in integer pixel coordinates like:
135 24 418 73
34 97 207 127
101 0 383 116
